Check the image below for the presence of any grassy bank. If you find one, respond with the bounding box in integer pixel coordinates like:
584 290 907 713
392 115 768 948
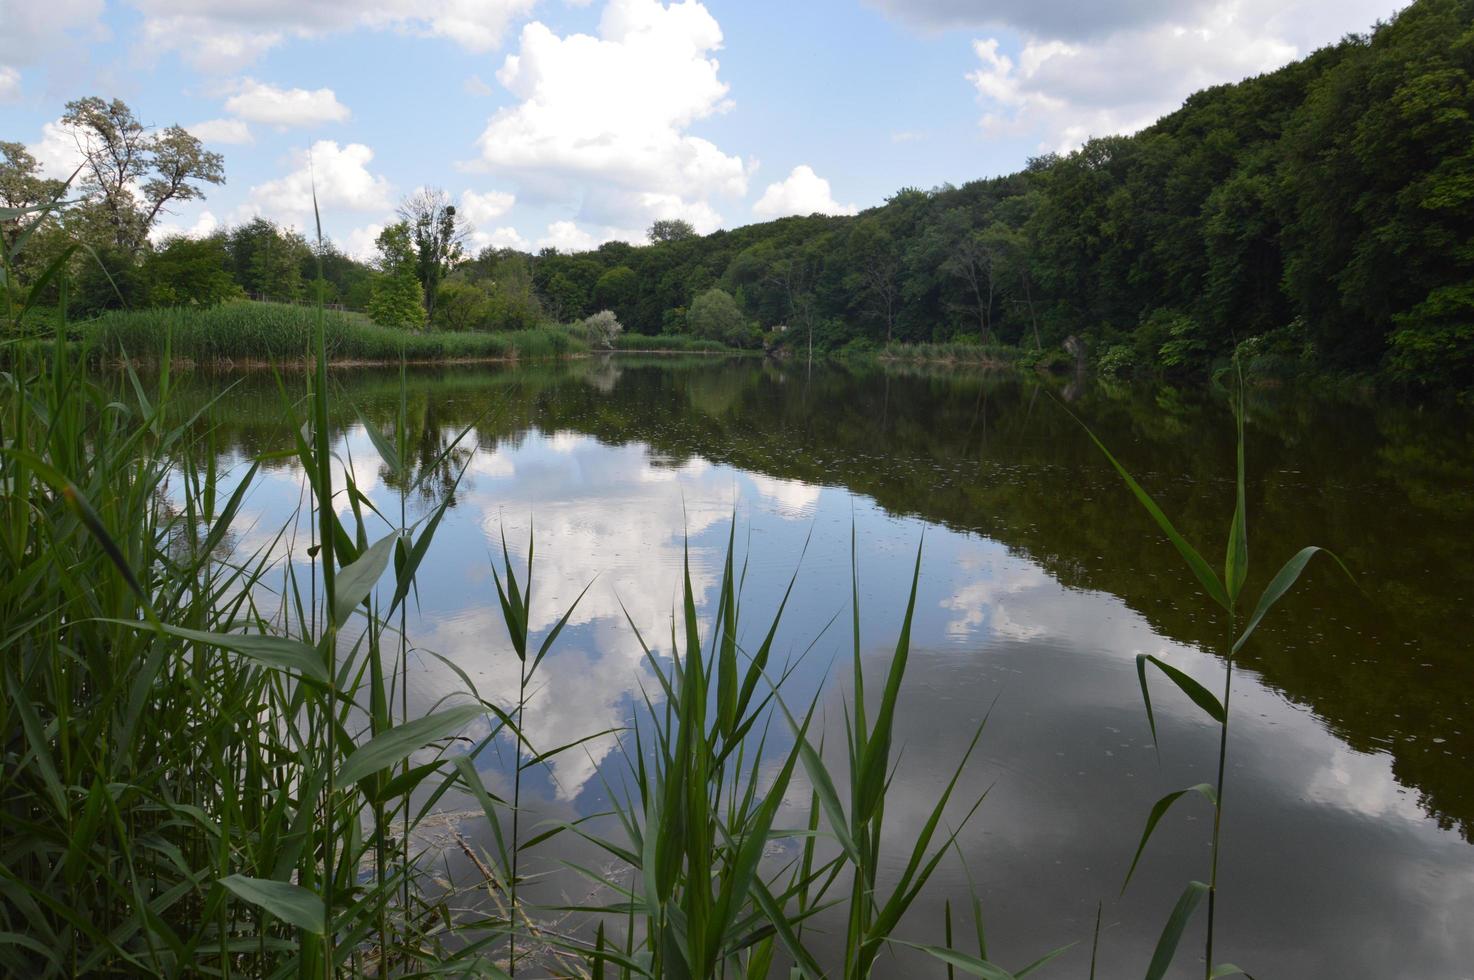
611 332 741 353
74 301 587 364
838 339 1059 371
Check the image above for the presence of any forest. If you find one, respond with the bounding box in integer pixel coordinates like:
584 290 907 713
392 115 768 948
3 0 1471 394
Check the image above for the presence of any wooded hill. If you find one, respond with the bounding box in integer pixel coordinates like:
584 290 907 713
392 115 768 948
528 0 1472 392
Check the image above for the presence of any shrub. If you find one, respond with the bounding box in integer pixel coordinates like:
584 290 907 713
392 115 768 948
1097 344 1136 378
581 309 623 349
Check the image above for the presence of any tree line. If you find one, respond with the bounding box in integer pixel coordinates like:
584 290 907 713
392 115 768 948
523 0 1472 391
3 0 1470 392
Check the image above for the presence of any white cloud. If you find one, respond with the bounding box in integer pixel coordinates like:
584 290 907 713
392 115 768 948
475 225 532 251
966 0 1402 152
460 188 516 225
752 165 857 219
890 129 925 144
150 209 221 243
0 0 104 67
867 0 1216 41
464 73 495 96
536 220 598 252
471 0 747 235
247 140 394 227
746 474 822 516
343 222 388 261
189 118 254 144
224 80 350 128
460 189 525 251
0 67 20 102
132 0 539 72
26 120 88 180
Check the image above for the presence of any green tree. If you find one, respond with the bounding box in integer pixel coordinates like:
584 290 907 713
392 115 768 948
61 97 224 251
398 187 467 319
143 234 240 307
368 221 427 329
593 265 638 321
688 287 753 347
648 218 697 244
433 277 493 331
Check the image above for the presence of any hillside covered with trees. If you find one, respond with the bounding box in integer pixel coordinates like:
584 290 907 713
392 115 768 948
3 0 1471 394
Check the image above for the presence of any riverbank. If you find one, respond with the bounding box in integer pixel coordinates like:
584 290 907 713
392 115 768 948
10 302 764 367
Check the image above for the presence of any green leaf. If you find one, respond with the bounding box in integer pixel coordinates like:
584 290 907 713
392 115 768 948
901 943 1017 980
219 875 325 935
1223 390 1249 604
1072 412 1230 610
1145 880 1208 980
102 620 327 685
1232 546 1352 656
1209 965 1254 979
1122 784 1217 891
1136 654 1225 749
354 408 402 478
333 531 399 626
337 703 486 785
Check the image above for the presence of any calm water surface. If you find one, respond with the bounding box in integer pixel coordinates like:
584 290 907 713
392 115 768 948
181 356 1473 979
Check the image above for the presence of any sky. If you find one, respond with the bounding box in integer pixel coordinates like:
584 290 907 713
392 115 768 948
0 0 1409 258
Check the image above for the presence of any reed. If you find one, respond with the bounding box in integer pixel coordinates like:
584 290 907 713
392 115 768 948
74 302 586 364
1075 381 1352 980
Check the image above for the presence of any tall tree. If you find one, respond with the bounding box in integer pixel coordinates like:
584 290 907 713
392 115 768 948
0 142 67 256
368 221 427 329
397 188 467 320
60 97 224 251
648 218 697 244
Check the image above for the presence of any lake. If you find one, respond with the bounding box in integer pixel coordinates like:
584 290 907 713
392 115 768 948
177 355 1473 979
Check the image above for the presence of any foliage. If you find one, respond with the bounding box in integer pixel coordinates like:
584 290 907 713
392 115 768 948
397 187 467 319
226 218 311 303
58 96 224 251
432 277 495 332
465 0 1474 393
368 222 427 330
1097 345 1137 379
80 301 581 362
688 286 758 348
1078 387 1351 979
581 308 623 348
141 234 241 307
648 218 697 243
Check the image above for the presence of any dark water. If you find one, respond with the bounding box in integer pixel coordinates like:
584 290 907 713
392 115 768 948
178 356 1473 978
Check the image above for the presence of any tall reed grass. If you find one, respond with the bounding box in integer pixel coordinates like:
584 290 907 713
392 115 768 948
76 302 585 364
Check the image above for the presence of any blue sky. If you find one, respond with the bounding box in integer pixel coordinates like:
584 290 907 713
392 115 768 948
0 0 1406 257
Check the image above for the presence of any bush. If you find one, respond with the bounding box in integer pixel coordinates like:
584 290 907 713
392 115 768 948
142 235 241 308
368 271 426 330
581 309 623 349
433 278 493 332
1097 344 1137 379
688 287 759 348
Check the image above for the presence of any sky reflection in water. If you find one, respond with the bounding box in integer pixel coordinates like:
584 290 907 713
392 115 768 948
201 364 1473 979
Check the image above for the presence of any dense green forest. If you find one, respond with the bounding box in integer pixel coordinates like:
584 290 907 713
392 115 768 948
4 0 1471 393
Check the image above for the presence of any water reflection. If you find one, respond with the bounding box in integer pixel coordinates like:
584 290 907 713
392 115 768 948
163 358 1472 978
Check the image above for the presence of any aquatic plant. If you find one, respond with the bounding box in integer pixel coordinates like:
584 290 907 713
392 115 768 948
1076 384 1352 979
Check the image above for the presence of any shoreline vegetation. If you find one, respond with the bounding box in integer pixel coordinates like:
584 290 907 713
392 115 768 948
4 0 1472 399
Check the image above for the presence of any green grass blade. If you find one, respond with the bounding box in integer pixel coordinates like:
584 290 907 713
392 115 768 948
1145 880 1208 980
1232 546 1352 656
1071 409 1230 611
1122 784 1217 892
